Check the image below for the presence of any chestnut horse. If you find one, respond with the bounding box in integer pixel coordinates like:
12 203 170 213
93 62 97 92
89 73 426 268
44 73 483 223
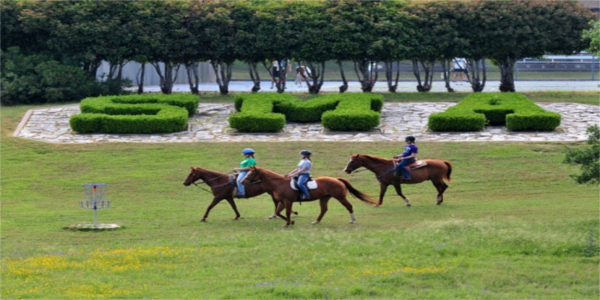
343 154 453 206
183 167 295 222
242 167 376 227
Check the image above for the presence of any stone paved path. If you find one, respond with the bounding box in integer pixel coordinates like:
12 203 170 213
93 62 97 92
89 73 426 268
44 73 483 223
13 102 599 144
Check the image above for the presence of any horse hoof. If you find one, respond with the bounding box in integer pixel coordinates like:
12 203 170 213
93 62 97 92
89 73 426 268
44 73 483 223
406 203 411 207
373 204 381 208
291 220 295 225
349 221 355 224
267 215 276 219
293 211 299 215
311 221 320 225
200 219 206 222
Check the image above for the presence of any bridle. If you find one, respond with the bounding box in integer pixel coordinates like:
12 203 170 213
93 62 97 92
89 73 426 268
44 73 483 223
188 171 232 193
347 158 396 179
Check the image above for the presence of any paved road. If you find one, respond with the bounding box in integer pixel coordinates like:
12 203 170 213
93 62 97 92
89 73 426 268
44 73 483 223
132 80 600 93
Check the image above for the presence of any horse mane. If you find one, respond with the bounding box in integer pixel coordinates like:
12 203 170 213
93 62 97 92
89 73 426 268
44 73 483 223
254 167 285 179
358 154 393 164
193 166 227 177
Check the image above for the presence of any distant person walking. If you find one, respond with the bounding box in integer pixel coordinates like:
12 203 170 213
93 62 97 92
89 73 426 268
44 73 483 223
453 58 468 82
295 65 307 87
270 61 280 89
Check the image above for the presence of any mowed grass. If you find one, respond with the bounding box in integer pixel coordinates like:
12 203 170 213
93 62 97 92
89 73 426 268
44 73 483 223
1 96 599 299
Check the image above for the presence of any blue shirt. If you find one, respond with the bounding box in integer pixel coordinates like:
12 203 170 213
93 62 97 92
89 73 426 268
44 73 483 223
402 144 418 157
297 159 312 174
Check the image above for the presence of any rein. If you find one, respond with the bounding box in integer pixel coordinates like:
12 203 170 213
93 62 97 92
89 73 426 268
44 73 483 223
191 172 232 193
350 158 396 179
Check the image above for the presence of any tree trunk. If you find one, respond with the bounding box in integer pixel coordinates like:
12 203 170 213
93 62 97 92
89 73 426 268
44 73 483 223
304 61 325 94
354 59 377 92
412 59 434 92
498 57 516 92
248 62 261 93
384 60 400 93
211 60 232 95
185 62 200 94
337 60 348 93
440 59 455 92
136 63 145 94
263 60 288 93
152 62 180 94
466 58 487 92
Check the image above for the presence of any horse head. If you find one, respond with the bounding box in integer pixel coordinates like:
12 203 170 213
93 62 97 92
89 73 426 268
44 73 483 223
241 166 260 186
344 154 363 174
183 167 202 186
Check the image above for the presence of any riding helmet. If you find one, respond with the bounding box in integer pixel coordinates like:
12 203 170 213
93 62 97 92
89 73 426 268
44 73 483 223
405 136 416 142
299 150 312 156
242 148 255 155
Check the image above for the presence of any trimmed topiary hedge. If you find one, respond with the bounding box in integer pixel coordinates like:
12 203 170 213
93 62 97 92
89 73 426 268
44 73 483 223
428 93 561 132
70 95 199 133
230 93 383 132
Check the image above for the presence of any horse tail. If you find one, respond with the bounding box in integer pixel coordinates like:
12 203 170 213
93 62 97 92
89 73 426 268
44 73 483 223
337 178 377 205
443 161 453 182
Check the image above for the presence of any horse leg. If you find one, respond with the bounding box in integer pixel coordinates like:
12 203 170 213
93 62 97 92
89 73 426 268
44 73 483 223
392 183 411 207
433 180 448 205
274 201 288 221
334 196 356 224
225 198 242 220
200 198 226 222
268 196 298 219
312 196 331 225
376 183 388 207
284 200 294 227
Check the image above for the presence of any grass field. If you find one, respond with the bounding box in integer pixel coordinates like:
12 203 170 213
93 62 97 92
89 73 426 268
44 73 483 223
1 93 599 299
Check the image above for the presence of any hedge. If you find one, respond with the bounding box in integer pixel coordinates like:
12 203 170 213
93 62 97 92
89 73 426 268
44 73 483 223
230 93 383 132
428 93 561 131
69 95 199 133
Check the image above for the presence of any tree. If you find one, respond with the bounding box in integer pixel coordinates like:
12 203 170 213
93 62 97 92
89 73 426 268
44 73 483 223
232 0 268 93
137 1 195 94
564 125 600 185
289 1 333 94
327 0 384 93
478 1 595 92
371 1 411 93
583 19 600 57
405 1 469 93
404 2 440 92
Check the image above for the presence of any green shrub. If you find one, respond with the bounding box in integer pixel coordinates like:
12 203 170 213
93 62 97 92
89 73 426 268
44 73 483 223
230 93 383 132
428 93 561 132
70 95 199 133
0 47 129 105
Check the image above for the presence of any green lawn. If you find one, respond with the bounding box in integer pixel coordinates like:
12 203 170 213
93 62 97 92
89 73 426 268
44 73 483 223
1 95 598 299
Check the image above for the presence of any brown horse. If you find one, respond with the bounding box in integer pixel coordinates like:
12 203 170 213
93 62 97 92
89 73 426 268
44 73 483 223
343 154 453 206
242 166 377 227
183 167 296 222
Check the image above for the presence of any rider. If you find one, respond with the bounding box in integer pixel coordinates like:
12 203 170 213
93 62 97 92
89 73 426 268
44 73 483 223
393 136 418 180
232 148 256 198
286 150 312 200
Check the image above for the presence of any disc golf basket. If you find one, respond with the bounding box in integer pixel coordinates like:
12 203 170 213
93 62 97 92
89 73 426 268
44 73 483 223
64 183 120 231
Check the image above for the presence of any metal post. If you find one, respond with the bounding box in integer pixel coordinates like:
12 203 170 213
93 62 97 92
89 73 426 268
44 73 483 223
592 56 596 81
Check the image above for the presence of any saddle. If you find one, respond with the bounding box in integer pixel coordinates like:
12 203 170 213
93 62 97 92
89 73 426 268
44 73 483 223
408 160 427 170
394 160 428 178
290 175 318 190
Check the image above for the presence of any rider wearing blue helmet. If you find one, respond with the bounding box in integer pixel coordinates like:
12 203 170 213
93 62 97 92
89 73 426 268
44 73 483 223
233 148 256 198
286 150 313 200
393 136 418 180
